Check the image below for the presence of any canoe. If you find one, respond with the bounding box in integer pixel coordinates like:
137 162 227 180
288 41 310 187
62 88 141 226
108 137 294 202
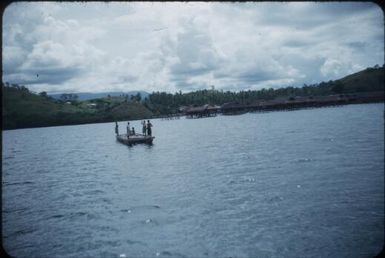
116 134 154 145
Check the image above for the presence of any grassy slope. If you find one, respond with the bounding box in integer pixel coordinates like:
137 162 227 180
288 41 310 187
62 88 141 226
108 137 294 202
3 89 80 114
110 101 153 120
2 88 153 129
2 66 383 129
3 87 84 129
338 66 384 92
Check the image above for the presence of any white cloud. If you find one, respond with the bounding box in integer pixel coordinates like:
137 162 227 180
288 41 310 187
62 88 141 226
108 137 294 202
320 58 365 80
2 2 383 94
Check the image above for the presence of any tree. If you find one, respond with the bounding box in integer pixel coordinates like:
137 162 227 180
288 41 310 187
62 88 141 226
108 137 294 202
39 91 48 98
135 92 142 102
60 93 78 102
332 81 344 94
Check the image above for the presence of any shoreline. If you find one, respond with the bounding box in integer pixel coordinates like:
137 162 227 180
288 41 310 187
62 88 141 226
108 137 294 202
2 100 383 131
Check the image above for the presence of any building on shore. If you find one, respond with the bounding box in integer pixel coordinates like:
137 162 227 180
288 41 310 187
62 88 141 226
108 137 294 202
185 104 220 118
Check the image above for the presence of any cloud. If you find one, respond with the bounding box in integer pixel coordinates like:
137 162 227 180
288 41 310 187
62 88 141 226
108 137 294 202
3 2 106 88
168 17 224 90
320 58 364 79
2 2 383 94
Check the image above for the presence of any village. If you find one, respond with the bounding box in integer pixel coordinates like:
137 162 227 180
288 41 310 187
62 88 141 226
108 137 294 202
178 91 384 118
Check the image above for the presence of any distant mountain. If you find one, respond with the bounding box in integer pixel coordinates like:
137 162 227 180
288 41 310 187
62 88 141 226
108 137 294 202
49 91 150 101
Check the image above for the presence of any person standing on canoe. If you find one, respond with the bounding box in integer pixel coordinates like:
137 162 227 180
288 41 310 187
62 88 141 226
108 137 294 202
141 120 147 136
115 121 119 135
126 122 130 138
146 120 153 136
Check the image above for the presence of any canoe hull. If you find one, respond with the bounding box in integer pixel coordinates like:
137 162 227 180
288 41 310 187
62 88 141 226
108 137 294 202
116 134 154 145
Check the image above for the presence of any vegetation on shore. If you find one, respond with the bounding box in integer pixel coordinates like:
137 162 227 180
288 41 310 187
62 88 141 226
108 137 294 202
2 87 152 129
144 65 384 114
2 65 384 130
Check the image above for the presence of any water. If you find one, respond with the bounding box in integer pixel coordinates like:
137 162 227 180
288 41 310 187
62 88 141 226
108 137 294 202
2 103 384 258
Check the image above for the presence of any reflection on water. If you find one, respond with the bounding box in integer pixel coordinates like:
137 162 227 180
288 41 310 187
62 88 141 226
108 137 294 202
2 103 384 258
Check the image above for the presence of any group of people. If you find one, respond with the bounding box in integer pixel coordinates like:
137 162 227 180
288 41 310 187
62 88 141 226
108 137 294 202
115 120 152 137
141 120 152 136
126 122 135 136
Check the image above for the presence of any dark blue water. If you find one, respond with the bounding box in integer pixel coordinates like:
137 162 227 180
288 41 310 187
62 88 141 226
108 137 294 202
2 103 384 258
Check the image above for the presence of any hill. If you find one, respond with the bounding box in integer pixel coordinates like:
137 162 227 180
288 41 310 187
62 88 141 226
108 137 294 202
49 91 149 101
141 65 383 114
338 65 384 93
2 85 154 130
2 85 85 129
2 65 384 130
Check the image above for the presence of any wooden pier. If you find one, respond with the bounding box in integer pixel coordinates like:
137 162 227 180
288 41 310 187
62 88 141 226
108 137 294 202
183 92 384 117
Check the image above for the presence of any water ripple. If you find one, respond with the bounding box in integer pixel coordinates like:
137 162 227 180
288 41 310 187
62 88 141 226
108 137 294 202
3 181 34 186
2 104 383 258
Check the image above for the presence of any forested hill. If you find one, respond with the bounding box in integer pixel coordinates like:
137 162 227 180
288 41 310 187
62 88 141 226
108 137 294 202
144 65 384 114
2 86 153 129
339 65 384 92
2 65 384 130
49 91 150 101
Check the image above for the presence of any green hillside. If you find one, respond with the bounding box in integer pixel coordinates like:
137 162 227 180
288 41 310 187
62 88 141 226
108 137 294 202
2 85 154 130
338 65 384 93
2 65 384 130
142 65 384 115
3 85 84 129
110 102 153 120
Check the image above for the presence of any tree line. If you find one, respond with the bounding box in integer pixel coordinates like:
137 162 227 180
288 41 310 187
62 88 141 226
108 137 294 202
143 65 384 115
3 64 384 123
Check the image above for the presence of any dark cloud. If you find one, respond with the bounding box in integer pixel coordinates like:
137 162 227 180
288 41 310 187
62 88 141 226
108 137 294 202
283 39 315 48
347 41 367 51
235 69 280 83
251 2 380 30
172 65 214 76
308 2 379 16
6 66 81 86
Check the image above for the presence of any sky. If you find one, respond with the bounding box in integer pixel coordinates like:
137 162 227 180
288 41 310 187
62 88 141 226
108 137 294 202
2 1 384 94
